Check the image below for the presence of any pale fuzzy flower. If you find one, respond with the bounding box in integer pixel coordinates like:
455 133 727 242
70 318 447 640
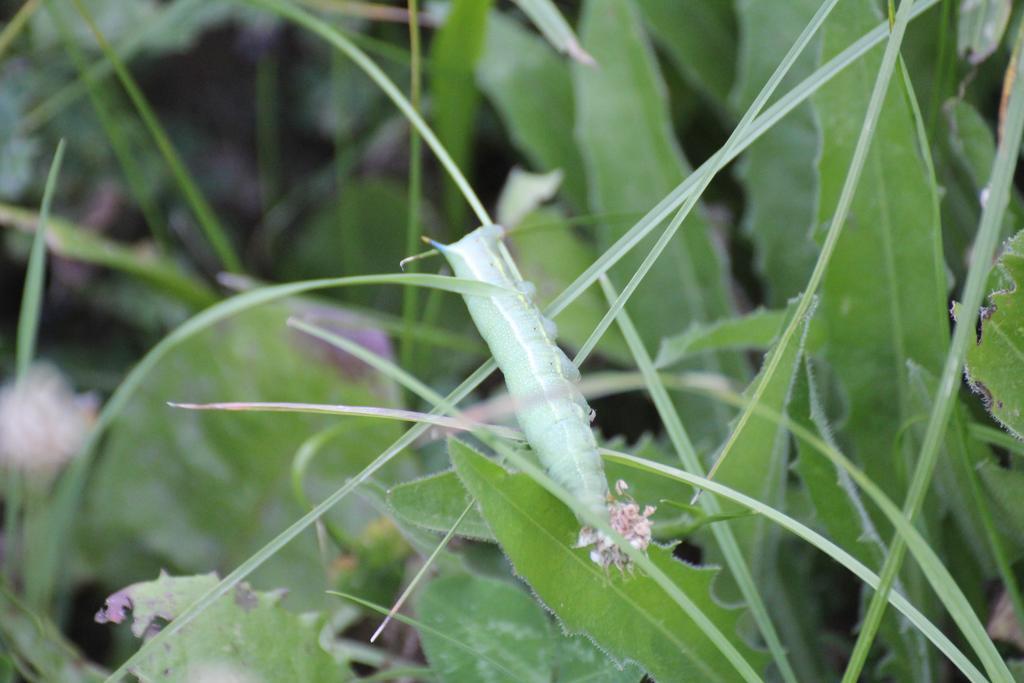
0 364 94 473
577 481 656 571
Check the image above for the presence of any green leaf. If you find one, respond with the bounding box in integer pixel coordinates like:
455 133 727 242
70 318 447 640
508 209 631 363
705 304 807 595
958 0 1012 65
574 0 742 447
508 0 593 65
476 12 587 209
416 574 551 683
789 360 932 682
417 574 641 683
656 307 819 368
813 0 949 501
431 0 493 229
634 0 736 109
80 304 414 609
449 439 767 682
574 0 735 348
965 229 1024 440
96 573 339 681
388 470 494 542
732 0 821 304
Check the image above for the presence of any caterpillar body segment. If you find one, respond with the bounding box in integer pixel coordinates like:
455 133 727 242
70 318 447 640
431 224 609 518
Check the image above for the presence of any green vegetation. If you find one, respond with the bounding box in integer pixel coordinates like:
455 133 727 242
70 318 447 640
1 0 1023 681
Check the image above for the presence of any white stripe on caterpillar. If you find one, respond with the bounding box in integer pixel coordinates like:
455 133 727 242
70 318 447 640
432 224 654 569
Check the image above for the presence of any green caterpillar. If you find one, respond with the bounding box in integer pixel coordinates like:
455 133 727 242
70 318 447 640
432 224 653 568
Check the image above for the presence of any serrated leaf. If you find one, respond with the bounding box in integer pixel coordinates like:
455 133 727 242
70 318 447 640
476 12 587 209
387 470 495 542
789 360 934 682
732 0 821 304
96 573 339 681
449 438 767 682
704 303 807 596
813 0 949 503
965 229 1024 440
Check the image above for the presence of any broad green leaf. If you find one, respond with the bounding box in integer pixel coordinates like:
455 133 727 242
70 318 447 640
574 0 742 447
387 470 495 542
656 306 823 367
96 573 339 681
508 209 631 364
790 362 886 568
789 360 933 682
732 0 821 304
965 230 1024 440
416 574 551 683
634 0 736 110
449 439 767 682
958 0 1012 65
79 304 413 609
574 0 736 348
705 304 807 595
476 12 587 209
813 0 949 502
431 0 492 230
416 574 641 683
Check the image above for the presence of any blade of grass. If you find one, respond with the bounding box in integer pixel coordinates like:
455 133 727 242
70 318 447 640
842 17 1024 681
170 401 520 439
331 591 525 680
0 203 215 307
684 380 1013 682
547 0 939 327
15 141 65 378
295 312 764 680
370 500 473 642
19 0 206 135
0 0 42 61
47 0 170 251
69 0 242 272
598 449 987 683
700 0 920 497
7 139 65 587
399 0 424 391
245 0 491 226
572 0 840 371
598 275 798 682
